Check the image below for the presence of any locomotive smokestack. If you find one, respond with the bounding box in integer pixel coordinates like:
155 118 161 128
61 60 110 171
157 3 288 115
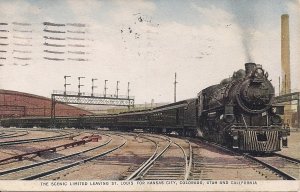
245 63 256 75
281 14 291 94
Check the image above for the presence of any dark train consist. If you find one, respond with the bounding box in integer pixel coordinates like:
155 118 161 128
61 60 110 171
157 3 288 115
0 63 290 153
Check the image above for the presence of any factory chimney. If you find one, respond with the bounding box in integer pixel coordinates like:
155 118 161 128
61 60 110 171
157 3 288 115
281 14 292 126
281 14 291 95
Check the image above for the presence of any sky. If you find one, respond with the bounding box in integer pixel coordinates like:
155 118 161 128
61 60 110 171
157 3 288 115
0 0 299 104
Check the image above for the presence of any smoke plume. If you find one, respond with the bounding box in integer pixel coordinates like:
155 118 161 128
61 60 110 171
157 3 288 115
227 1 257 62
241 30 254 62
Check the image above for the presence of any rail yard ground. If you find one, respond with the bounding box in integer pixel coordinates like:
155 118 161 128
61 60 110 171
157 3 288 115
0 127 300 180
278 129 300 159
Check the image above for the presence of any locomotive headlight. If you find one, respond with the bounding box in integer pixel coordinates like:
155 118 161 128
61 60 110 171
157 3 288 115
224 114 235 123
271 115 282 124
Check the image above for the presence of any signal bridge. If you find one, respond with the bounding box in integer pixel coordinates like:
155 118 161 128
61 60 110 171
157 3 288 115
51 90 135 127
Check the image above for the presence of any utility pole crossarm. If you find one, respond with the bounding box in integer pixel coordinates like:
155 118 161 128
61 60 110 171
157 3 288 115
64 75 71 95
91 78 98 97
78 76 85 96
104 80 108 97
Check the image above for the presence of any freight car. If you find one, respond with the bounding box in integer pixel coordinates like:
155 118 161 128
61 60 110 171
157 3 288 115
0 63 290 153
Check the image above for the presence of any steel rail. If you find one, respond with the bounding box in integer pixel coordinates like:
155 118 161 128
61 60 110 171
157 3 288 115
0 136 96 163
126 135 159 180
0 132 77 146
138 141 172 179
244 154 296 180
0 131 29 139
189 137 296 180
0 129 66 141
173 141 189 180
126 135 172 180
188 137 240 155
0 131 26 136
0 132 18 137
21 135 126 180
272 153 300 164
184 141 193 180
0 135 112 176
203 140 297 180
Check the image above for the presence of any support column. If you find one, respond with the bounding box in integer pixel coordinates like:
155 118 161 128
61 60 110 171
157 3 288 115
298 93 300 129
50 95 56 128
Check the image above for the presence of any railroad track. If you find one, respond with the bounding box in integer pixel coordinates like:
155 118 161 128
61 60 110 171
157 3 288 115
38 134 127 180
0 131 29 139
273 153 300 179
126 135 191 180
59 132 160 180
189 139 255 180
243 153 297 180
245 152 300 180
188 137 298 180
0 132 100 164
12 134 126 180
0 131 77 146
0 134 116 180
273 153 300 164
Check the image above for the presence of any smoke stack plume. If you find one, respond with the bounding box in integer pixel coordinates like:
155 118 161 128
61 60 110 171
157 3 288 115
281 14 291 94
242 35 253 62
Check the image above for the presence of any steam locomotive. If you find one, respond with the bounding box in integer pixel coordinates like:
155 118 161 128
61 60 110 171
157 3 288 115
198 63 289 152
0 63 290 153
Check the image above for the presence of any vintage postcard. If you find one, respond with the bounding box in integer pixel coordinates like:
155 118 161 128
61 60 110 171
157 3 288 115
0 0 299 191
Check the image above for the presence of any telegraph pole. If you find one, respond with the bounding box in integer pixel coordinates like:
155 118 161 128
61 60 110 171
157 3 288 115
64 75 71 95
279 76 281 96
78 76 85 96
174 73 178 102
116 81 120 98
104 80 108 97
127 82 130 99
127 82 130 110
91 78 98 97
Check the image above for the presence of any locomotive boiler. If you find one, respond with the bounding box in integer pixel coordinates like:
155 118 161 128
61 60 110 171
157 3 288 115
197 63 289 152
